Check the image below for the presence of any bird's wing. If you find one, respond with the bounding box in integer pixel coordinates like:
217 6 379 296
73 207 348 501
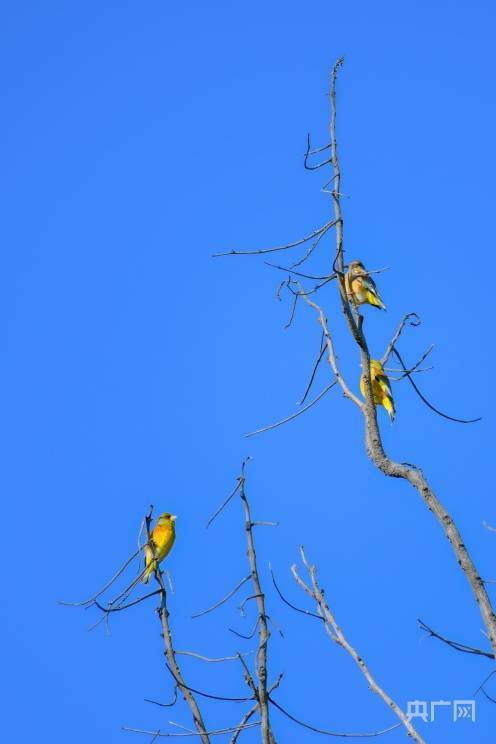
362 274 380 296
376 374 393 399
144 543 153 568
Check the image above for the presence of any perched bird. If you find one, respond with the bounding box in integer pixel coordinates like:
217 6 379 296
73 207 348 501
360 359 395 422
345 260 386 310
142 512 177 583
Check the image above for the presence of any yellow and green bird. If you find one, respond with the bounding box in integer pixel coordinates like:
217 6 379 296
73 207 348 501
142 512 176 583
360 359 395 422
345 260 386 310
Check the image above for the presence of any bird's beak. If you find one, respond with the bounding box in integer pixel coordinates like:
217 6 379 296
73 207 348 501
170 515 177 521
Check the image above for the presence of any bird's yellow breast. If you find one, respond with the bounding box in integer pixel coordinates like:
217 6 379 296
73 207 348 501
152 522 175 560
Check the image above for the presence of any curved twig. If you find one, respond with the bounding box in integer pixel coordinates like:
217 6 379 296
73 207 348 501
59 547 143 607
418 619 494 659
245 381 337 438
212 221 336 258
392 348 481 424
191 576 251 619
123 723 260 738
268 697 401 738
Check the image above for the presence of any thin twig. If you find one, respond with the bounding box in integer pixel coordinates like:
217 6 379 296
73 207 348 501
418 619 494 659
229 618 260 640
284 291 299 329
230 676 283 744
297 283 362 407
269 563 323 622
123 723 260 739
290 223 330 268
300 333 326 404
269 697 401 738
251 521 279 527
175 650 255 664
145 687 178 708
191 576 251 619
59 547 143 607
292 547 425 743
165 663 253 703
264 261 331 280
392 347 482 424
245 381 338 438
380 314 421 366
206 460 250 529
212 221 336 258
94 590 161 614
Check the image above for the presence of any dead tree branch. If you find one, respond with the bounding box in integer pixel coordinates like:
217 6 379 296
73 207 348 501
239 472 276 744
418 619 494 660
191 576 251 618
292 548 426 743
322 58 495 658
145 515 211 744
245 380 337 438
212 220 336 258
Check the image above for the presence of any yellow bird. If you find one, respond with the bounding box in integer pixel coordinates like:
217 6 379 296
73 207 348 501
142 513 176 584
345 260 386 310
360 359 395 422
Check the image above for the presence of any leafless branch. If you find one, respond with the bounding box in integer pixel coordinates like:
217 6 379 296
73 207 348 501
145 687 178 708
284 289 299 329
304 133 332 171
145 515 210 744
123 723 261 739
251 521 279 527
384 343 434 379
292 547 426 743
380 313 421 365
175 650 255 664
59 546 143 607
205 459 252 529
230 676 283 744
269 563 324 622
392 347 482 424
238 469 276 744
164 663 253 703
264 261 331 280
212 220 336 258
268 696 401 738
297 283 362 407
300 333 326 404
229 617 260 640
290 224 331 267
239 594 264 618
245 380 338 438
191 576 251 619
319 59 496 659
418 619 494 659
473 671 496 703
94 589 161 614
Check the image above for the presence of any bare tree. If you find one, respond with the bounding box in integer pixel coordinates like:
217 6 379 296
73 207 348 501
214 57 495 656
63 58 494 741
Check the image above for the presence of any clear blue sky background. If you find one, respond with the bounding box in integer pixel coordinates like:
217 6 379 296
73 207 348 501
1 2 495 742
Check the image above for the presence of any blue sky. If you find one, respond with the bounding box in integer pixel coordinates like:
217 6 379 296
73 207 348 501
1 2 495 742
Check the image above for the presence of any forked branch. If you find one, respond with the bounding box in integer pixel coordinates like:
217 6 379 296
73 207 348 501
292 548 426 744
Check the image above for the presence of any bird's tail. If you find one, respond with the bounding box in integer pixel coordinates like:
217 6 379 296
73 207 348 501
141 561 155 584
383 396 395 422
367 291 386 310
